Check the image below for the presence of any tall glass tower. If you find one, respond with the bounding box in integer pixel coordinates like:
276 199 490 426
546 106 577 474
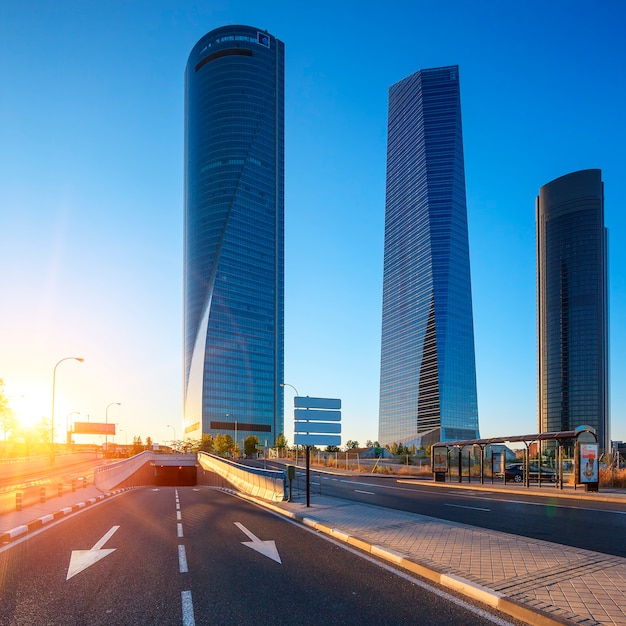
537 169 609 453
184 25 284 446
378 66 479 448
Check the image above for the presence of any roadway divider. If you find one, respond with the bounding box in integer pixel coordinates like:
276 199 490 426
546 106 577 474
197 453 285 502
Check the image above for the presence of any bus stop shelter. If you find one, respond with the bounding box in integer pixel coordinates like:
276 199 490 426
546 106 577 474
431 425 599 491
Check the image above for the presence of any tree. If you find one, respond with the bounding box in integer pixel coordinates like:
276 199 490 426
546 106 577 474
275 432 288 451
244 435 260 458
214 433 233 456
0 379 16 453
325 445 340 452
199 433 214 453
345 440 359 450
146 436 153 450
131 436 144 456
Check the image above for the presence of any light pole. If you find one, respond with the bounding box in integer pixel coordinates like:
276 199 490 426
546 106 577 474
105 402 121 454
280 382 300 462
66 411 80 451
51 357 84 464
166 424 176 451
119 427 128 445
280 382 299 396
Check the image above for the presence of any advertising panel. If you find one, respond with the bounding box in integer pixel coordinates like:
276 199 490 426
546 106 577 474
73 422 116 435
432 446 448 472
579 443 599 483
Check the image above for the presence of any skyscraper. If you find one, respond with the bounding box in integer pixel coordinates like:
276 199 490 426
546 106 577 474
378 66 479 448
537 169 609 453
183 26 284 446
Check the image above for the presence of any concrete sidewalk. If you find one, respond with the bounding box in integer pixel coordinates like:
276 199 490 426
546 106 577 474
255 489 626 626
0 484 128 544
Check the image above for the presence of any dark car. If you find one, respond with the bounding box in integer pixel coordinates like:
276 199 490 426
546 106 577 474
502 463 557 483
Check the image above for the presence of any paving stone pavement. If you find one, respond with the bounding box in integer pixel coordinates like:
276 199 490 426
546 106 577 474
265 493 626 626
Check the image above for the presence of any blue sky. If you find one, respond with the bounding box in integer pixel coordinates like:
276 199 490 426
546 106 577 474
1 1 624 449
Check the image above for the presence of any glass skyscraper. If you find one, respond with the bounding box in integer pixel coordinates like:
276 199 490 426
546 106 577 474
184 26 284 446
537 169 609 453
378 66 479 448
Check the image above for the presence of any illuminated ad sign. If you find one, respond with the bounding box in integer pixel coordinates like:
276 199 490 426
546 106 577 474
579 443 599 483
257 32 270 48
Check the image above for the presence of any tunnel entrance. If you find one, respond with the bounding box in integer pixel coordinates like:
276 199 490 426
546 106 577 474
154 464 197 486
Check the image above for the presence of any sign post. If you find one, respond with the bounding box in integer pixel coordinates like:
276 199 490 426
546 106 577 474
293 397 341 507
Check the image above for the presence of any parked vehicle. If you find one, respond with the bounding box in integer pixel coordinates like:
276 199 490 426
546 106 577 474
500 463 557 483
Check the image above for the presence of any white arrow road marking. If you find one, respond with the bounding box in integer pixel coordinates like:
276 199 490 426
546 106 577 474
234 522 282 564
66 526 120 580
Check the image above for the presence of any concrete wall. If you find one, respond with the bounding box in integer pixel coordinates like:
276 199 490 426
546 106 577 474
94 451 285 502
197 453 285 502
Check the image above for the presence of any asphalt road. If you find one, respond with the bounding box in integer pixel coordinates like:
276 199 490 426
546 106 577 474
0 487 524 626
284 467 626 557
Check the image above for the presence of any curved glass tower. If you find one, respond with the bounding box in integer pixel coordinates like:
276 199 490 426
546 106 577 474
537 169 609 453
378 66 479 448
184 26 284 446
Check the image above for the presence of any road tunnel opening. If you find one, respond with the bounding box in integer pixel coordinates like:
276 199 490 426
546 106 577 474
154 464 197 486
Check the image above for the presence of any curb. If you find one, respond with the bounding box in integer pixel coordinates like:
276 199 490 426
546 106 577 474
0 488 134 546
240 494 575 626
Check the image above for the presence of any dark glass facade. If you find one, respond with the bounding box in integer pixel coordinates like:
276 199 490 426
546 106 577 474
184 26 284 447
537 169 609 453
378 66 479 447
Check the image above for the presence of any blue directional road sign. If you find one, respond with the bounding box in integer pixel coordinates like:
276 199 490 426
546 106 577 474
293 396 341 447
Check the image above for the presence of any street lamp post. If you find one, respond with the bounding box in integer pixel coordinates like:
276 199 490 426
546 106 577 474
166 424 176 451
119 427 128 445
51 357 84 464
280 382 300 463
66 411 80 451
105 402 121 454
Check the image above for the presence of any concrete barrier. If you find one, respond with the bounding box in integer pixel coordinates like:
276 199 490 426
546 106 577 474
197 453 285 502
93 451 285 502
93 452 197 490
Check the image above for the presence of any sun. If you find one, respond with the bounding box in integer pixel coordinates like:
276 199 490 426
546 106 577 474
10 395 41 430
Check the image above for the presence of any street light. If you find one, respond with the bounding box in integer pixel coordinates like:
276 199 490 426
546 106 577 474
118 427 128 445
105 402 121 453
280 382 299 396
281 383 300 464
66 411 80 451
51 357 84 464
166 424 176 451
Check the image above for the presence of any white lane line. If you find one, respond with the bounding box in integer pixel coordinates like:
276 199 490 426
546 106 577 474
176 502 180 510
178 545 188 573
289 516 515 626
355 489 376 495
445 503 491 512
181 590 195 626
177 511 182 521
177 523 184 538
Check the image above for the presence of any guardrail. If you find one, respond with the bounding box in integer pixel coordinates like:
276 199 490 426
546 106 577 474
197 453 285 502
